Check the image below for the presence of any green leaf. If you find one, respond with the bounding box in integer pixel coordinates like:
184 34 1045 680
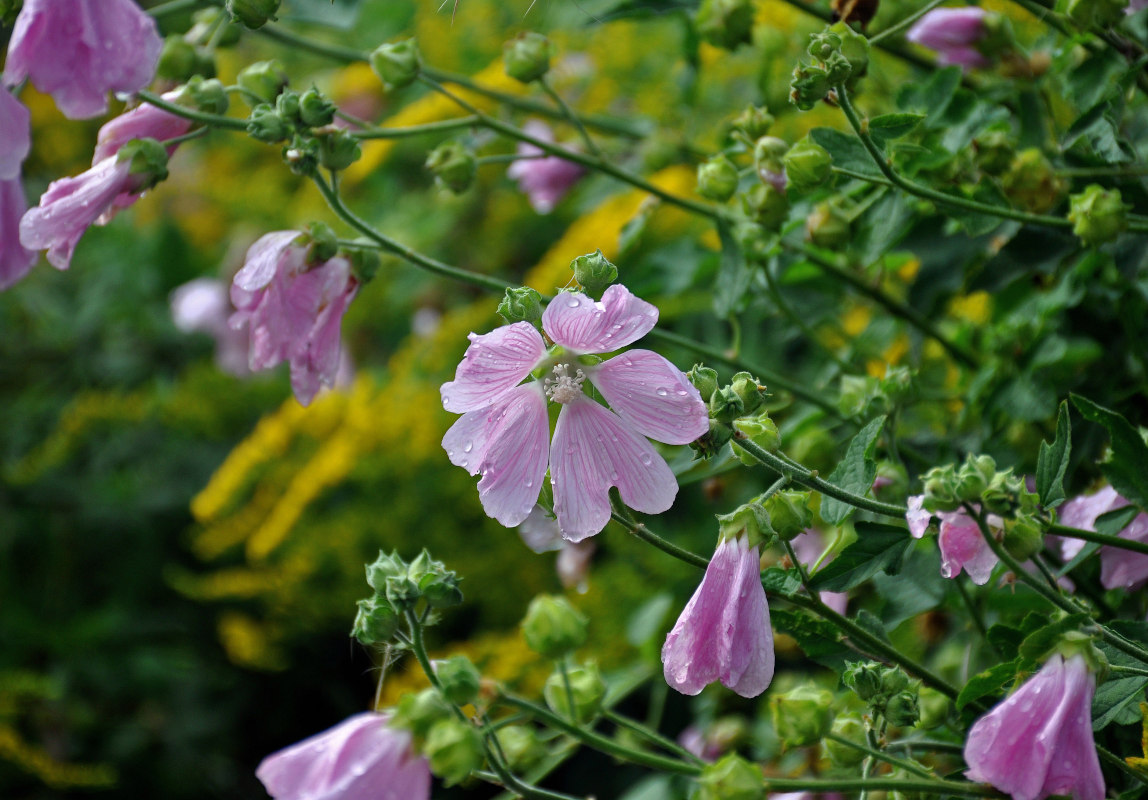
1093 676 1148 730
761 567 802 598
809 127 882 179
809 522 910 592
1096 505 1139 537
1036 400 1072 508
853 609 890 644
820 415 886 525
625 593 673 647
868 113 924 147
1018 613 1091 663
986 623 1025 661
957 659 1019 710
770 607 851 671
713 219 751 318
1071 395 1148 510
591 0 698 22
896 66 962 126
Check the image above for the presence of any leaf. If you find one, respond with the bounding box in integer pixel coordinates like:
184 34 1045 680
591 0 698 22
1093 677 1148 730
1071 395 1148 510
809 127 882 179
1018 613 1091 663
761 567 802 598
809 522 911 592
868 113 924 147
713 219 751 318
896 66 962 126
770 607 852 671
957 659 1019 710
820 415 886 525
853 609 890 644
986 623 1025 661
872 540 946 628
625 593 673 647
1097 505 1140 537
1036 400 1072 508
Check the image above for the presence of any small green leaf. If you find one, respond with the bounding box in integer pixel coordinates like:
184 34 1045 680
868 113 924 147
1017 613 1091 663
760 567 802 598
770 607 851 670
1071 395 1148 511
809 522 910 592
957 659 1019 710
1093 677 1148 730
1036 400 1072 508
820 415 886 525
713 219 750 318
1096 505 1139 537
809 127 882 179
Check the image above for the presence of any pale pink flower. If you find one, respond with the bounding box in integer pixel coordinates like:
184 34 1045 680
1129 0 1148 13
256 712 431 800
790 529 847 615
965 654 1104 800
3 0 162 119
229 232 358 407
1056 486 1148 590
441 284 708 541
1 179 36 290
661 536 775 698
92 93 191 215
0 90 31 181
170 278 251 378
507 121 586 214
906 7 991 70
906 495 999 585
518 504 597 591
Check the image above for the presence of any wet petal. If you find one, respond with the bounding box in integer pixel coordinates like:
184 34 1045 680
441 322 546 413
590 350 708 445
232 231 300 293
938 511 997 585
1100 512 1148 590
541 284 659 354
906 495 931 539
723 541 775 697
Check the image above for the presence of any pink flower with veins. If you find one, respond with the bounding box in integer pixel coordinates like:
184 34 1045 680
507 121 586 214
964 653 1104 800
906 495 999 585
790 529 848 615
441 284 708 541
661 535 774 697
906 7 991 71
0 90 31 181
256 712 430 800
1056 486 1148 590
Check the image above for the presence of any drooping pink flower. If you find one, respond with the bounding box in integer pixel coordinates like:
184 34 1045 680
3 0 163 119
170 278 251 378
906 7 991 70
1 178 36 290
92 93 192 214
661 536 775 698
518 504 597 591
0 90 31 181
964 653 1104 800
1056 486 1148 590
441 284 709 541
229 232 358 407
256 712 431 800
507 121 586 214
906 495 999 585
790 529 847 615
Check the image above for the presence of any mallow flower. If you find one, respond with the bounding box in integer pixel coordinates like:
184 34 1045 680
256 712 431 800
964 653 1104 800
441 284 708 541
507 120 586 214
661 534 774 698
229 232 359 407
906 7 991 70
907 496 999 585
790 529 847 615
0 91 36 290
2 0 163 119
1057 485 1148 590
0 89 31 181
170 278 252 378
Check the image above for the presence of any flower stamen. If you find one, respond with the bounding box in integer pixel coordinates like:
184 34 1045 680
544 364 586 404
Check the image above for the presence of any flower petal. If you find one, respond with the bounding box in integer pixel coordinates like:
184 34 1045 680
233 231 300 293
906 495 931 539
0 92 30 181
443 383 549 528
590 350 708 445
938 511 997 585
550 395 677 542
1100 512 1148 590
541 284 659 354
723 541 775 697
441 322 546 413
1039 657 1105 800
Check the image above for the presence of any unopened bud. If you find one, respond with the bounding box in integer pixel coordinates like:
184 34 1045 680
1002 149 1065 214
298 87 336 128
1004 516 1045 561
301 221 339 264
434 656 482 706
884 689 920 728
187 8 241 47
185 76 228 115
731 412 781 466
824 713 867 766
731 105 774 141
498 286 544 325
830 22 870 83
770 685 833 748
426 140 477 193
752 137 788 180
117 138 170 192
391 687 452 739
425 718 483 785
694 754 764 800
709 385 745 423
843 661 883 702
371 39 422 91
521 595 588 658
922 465 961 513
1068 184 1129 247
695 0 755 50
503 32 551 83
688 364 720 402
495 725 544 772
345 245 380 283
697 155 740 202
226 0 280 29
570 250 618 296
762 489 812 541
157 36 198 81
238 60 288 105
276 90 302 124
319 129 362 171
716 500 772 548
543 662 606 724
729 371 765 413
740 183 788 230
790 63 830 111
351 596 400 645
783 137 832 192
365 550 408 592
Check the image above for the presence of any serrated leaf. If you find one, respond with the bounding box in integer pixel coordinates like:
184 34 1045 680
713 219 750 318
1093 677 1148 730
1018 613 1091 663
869 113 924 147
820 415 886 525
761 567 802 598
1036 400 1072 508
770 607 851 671
957 660 1019 710
1071 395 1148 511
809 522 910 592
809 127 882 179
986 623 1025 661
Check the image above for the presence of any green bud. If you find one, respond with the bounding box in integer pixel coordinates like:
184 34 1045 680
692 418 734 459
790 63 830 111
806 201 851 249
823 713 867 766
752 136 788 178
731 412 781 466
880 666 909 695
695 0 755 50
351 596 400 645
697 155 740 202
771 684 833 748
371 39 422 91
319 129 362 171
521 595 588 658
494 725 544 772
921 465 961 513
729 372 765 413
433 656 482 706
503 32 551 83
884 689 920 728
693 754 764 800
344 244 381 283
226 0 281 29
498 286 544 325
917 686 949 730
157 36 198 81
391 688 452 739
1063 0 1125 28
185 76 229 115
406 549 463 608
830 22 870 84
298 87 336 128
974 127 1014 176
384 574 420 607
709 385 744 424
570 250 619 296
276 89 302 124
1054 632 1108 676
425 718 483 785
843 661 883 702
688 364 720 403
716 500 772 548
237 60 288 105
300 221 339 264
783 137 832 192
762 490 812 541
982 470 1023 515
187 8 241 47
806 30 842 62
955 456 991 503
740 183 788 230
543 662 606 724
1068 184 1129 247
1002 149 1065 214
1004 516 1045 561
116 138 170 192
365 550 408 593
191 49 218 80
426 140 477 194
731 105 774 141
823 51 852 85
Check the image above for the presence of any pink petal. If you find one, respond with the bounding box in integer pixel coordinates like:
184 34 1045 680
233 232 300 293
92 92 192 165
550 395 678 542
589 349 708 445
1100 512 1148 590
0 91 31 181
938 511 997 585
1057 486 1124 560
443 383 549 527
906 495 931 539
441 322 547 413
541 284 659 354
288 259 358 406
1 177 36 290
1039 657 1105 800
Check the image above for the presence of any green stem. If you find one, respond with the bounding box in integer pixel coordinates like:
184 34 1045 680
1098 743 1148 786
887 738 966 754
1110 664 1148 678
538 77 601 157
1051 523 1148 557
825 732 935 780
147 0 212 16
609 511 710 571
600 709 706 766
954 576 995 653
869 0 949 44
859 726 878 800
136 90 248 130
350 116 481 139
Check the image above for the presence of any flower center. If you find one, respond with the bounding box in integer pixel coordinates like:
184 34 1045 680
544 363 586 404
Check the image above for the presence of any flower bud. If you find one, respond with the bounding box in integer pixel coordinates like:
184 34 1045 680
495 725 545 772
345 245 381 283
974 127 1014 176
922 465 961 513
503 32 551 83
771 685 833 749
1003 516 1045 561
185 76 229 115
298 87 336 128
881 666 909 695
688 365 720 402
843 661 883 701
371 38 422 91
407 549 464 608
783 137 832 192
731 412 780 466
955 456 991 503
806 30 842 62
424 718 483 785
366 550 409 593
806 201 851 249
391 687 452 739
226 0 281 29
884 689 920 728
729 371 765 413
570 250 619 297
716 500 773 548
740 183 788 230
982 470 1023 515
697 155 740 202
762 490 812 541
830 22 870 83
824 713 867 766
426 140 477 194
521 595 588 658
434 656 482 706
117 138 170 191
238 60 288 105
694 754 764 800
498 286 544 325
709 385 745 423
351 596 400 645
276 89 301 124
917 686 949 730
385 573 420 607
543 663 606 724
731 105 774 141
753 137 788 183
790 63 830 111
1002 149 1065 214
319 129 362 171
1068 184 1129 247
823 51 852 85
157 36 198 81
692 418 734 459
301 221 339 264
695 0 755 50
187 8 242 47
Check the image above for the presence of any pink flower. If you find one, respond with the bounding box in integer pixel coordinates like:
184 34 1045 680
518 504 597 591
256 712 431 800
441 284 708 541
906 7 991 70
661 536 775 698
507 121 586 214
3 0 162 119
1 178 36 290
1129 0 1148 13
170 278 251 378
906 495 999 585
790 529 847 614
92 94 192 215
1056 486 1148 590
1 90 31 181
964 653 1104 800
229 232 358 406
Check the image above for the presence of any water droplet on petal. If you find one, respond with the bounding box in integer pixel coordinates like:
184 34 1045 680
567 298 581 308
463 440 473 453
656 387 669 397
640 453 652 466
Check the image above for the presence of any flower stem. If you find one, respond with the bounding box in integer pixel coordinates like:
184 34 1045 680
1051 523 1148 557
868 0 949 44
147 0 212 17
538 77 602 157
609 507 710 571
825 732 936 780
136 90 248 130
349 116 481 139
600 709 706 766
